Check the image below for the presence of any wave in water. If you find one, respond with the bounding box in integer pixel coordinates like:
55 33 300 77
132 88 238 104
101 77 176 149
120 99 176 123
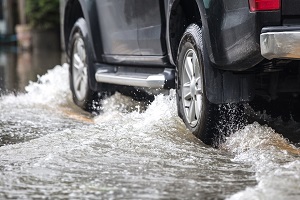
223 122 300 200
1 64 299 199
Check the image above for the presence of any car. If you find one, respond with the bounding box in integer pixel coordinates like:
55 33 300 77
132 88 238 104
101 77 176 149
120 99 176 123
63 0 300 145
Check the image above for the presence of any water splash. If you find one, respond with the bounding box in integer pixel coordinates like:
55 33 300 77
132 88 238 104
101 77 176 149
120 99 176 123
94 90 183 137
0 64 80 146
0 64 71 108
213 103 247 146
223 122 300 200
0 62 299 199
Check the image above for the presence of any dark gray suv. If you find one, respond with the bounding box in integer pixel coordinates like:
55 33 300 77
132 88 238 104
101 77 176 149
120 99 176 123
63 0 300 145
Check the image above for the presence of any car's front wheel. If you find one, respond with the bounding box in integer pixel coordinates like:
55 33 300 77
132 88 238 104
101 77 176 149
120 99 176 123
69 18 100 111
176 24 219 145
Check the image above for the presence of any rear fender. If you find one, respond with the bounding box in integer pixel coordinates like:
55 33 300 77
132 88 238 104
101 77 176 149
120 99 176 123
167 0 254 104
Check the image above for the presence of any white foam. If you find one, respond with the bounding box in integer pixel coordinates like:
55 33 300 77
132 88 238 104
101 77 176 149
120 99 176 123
0 64 71 108
2 62 300 199
94 90 181 135
224 122 300 200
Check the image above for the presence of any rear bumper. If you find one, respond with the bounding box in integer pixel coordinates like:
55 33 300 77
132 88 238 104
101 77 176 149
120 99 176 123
260 26 300 60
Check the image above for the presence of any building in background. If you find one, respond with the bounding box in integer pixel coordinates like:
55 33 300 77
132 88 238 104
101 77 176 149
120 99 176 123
0 0 18 35
0 0 18 43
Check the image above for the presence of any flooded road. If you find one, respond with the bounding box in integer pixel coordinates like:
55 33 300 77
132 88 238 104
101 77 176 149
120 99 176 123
0 51 300 199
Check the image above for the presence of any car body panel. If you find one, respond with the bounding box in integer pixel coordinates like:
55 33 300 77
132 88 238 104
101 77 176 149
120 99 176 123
96 0 140 56
63 0 286 104
65 0 282 71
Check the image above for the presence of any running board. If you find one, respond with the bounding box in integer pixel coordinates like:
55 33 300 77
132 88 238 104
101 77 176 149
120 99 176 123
95 69 175 89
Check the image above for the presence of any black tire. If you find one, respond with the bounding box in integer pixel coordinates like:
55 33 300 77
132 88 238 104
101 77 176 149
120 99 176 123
176 24 220 146
69 18 100 111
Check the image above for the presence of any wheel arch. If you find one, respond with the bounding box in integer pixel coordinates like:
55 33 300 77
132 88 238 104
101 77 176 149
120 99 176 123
168 0 205 66
64 0 102 62
168 0 255 104
64 0 83 57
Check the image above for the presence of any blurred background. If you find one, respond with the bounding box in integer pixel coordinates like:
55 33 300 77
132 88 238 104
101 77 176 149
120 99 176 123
0 0 66 93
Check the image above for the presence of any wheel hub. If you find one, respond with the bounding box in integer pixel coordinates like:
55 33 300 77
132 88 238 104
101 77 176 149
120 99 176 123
72 37 88 101
181 49 203 127
190 77 197 98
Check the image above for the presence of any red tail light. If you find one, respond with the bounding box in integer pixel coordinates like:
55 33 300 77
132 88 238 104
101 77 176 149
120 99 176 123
249 0 280 11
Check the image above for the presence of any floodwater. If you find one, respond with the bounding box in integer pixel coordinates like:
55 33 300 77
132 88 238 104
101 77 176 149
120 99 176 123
0 50 300 199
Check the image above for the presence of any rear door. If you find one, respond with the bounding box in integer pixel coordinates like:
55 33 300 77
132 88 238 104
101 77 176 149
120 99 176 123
136 0 166 56
96 0 140 55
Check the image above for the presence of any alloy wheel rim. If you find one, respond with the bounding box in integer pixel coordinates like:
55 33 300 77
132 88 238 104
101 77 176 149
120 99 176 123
72 37 88 101
182 49 203 127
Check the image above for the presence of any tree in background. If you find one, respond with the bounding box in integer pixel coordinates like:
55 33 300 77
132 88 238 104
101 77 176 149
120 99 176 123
26 0 60 30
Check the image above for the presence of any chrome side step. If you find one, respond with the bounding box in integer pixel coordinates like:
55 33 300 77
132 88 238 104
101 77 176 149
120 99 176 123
95 69 174 89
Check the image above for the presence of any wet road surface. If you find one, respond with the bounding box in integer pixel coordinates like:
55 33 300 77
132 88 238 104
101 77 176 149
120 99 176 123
0 51 300 199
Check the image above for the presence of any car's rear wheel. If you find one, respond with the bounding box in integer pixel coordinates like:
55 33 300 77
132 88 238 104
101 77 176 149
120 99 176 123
69 18 100 111
176 24 219 145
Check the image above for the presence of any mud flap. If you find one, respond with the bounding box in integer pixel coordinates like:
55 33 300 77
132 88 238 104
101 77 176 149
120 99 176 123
202 48 255 104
